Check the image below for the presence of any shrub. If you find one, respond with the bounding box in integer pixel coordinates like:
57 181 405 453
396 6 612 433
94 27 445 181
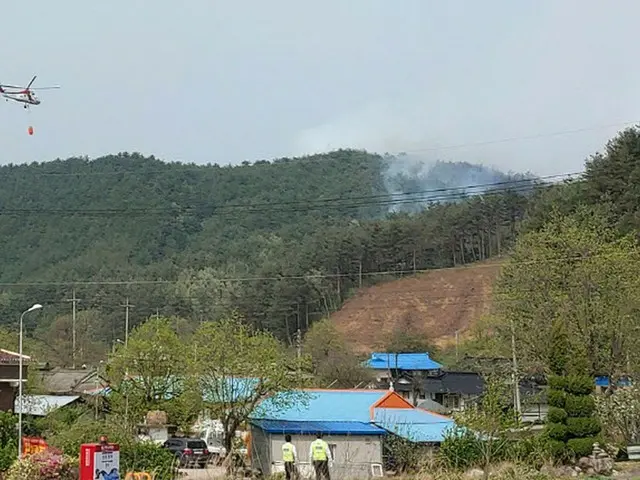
567 437 600 457
548 389 566 408
0 442 17 473
546 423 568 442
547 439 568 459
565 375 593 396
565 394 595 417
121 440 177 477
438 426 482 470
547 407 568 424
4 448 77 480
548 376 567 391
566 417 601 438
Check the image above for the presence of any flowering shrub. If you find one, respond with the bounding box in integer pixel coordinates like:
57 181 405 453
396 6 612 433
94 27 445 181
596 384 640 445
4 448 77 480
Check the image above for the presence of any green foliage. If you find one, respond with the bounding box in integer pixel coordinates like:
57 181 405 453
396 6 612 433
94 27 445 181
547 390 566 409
119 440 177 477
564 376 594 396
546 407 568 424
0 150 532 355
566 417 601 438
438 425 482 470
567 437 601 457
565 394 595 418
106 316 201 428
302 318 371 388
546 423 568 442
0 442 17 473
494 206 640 377
547 376 567 391
192 315 308 452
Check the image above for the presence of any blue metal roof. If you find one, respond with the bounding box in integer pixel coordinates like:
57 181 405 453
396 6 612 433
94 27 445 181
595 376 632 387
365 353 443 371
251 390 387 422
373 408 455 443
251 419 386 436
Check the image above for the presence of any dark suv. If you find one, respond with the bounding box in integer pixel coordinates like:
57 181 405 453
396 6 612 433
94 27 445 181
163 437 211 468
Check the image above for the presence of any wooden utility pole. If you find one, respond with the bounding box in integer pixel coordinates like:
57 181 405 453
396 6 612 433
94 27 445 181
121 297 134 346
65 289 81 369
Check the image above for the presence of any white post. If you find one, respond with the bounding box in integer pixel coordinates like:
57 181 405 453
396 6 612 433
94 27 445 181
17 304 42 459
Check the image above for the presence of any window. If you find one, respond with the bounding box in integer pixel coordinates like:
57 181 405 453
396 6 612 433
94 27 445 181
443 394 460 410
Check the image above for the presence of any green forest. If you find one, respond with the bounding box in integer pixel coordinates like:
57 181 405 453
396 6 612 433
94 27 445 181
0 148 536 364
3 124 639 370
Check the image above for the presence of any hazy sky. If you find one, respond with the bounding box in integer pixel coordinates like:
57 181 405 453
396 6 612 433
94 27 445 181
1 0 638 175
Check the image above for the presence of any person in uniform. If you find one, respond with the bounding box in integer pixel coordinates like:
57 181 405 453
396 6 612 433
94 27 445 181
309 433 332 480
282 434 297 480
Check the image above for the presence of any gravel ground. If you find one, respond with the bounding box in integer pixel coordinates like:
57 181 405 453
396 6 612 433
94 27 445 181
178 466 226 479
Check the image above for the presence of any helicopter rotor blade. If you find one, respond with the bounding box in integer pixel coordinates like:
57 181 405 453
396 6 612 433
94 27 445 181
26 75 37 89
29 86 61 90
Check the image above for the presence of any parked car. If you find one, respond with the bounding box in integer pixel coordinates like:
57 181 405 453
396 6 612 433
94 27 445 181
162 437 211 468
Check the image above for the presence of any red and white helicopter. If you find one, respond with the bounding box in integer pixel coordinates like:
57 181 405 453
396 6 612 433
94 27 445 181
0 75 60 109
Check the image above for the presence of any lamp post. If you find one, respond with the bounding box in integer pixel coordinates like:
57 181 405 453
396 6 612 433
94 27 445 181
17 303 42 459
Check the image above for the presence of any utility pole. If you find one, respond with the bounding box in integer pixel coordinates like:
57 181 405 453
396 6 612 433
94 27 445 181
121 297 134 346
510 318 522 420
65 289 81 369
455 330 459 363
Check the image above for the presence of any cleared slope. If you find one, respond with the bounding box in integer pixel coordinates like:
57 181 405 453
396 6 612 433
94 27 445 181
330 260 503 354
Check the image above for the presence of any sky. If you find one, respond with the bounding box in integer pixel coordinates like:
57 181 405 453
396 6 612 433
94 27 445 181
0 0 639 176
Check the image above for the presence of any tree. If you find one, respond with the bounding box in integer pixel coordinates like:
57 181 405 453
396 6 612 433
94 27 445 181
451 376 516 480
106 316 200 430
493 207 640 378
596 384 640 446
384 312 438 355
191 315 308 457
302 319 371 388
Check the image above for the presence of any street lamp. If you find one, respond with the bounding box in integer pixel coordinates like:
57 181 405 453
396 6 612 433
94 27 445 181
17 303 42 459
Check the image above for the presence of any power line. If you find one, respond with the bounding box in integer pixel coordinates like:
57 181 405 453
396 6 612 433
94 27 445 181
0 249 634 287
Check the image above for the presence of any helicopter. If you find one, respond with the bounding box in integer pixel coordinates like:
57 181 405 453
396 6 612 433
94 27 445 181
0 75 60 109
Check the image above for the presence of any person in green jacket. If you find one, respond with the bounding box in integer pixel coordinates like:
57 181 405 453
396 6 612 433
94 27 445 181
282 435 297 480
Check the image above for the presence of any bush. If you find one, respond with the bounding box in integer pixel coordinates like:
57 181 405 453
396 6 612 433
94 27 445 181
548 376 567 391
0 442 17 473
567 436 600 457
4 448 77 480
565 375 593 396
565 394 595 417
547 407 568 424
438 426 482 470
121 440 177 476
566 417 601 438
547 439 568 459
548 389 566 408
546 423 568 442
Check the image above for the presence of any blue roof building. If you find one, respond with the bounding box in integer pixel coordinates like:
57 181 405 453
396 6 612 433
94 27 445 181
249 389 455 478
364 352 443 371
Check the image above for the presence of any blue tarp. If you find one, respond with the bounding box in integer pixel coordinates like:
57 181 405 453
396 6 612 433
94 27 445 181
251 419 386 435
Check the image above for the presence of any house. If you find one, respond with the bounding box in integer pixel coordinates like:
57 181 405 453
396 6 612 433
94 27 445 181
34 366 103 395
14 394 81 417
249 389 455 479
392 371 485 411
0 349 29 412
365 353 444 389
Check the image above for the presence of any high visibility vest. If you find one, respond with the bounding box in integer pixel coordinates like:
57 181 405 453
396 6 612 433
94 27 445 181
282 443 294 462
311 440 327 461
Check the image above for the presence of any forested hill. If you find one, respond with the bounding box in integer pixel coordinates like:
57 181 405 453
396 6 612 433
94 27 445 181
0 150 534 365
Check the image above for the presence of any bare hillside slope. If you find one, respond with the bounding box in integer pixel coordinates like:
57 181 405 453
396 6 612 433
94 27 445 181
330 261 503 354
